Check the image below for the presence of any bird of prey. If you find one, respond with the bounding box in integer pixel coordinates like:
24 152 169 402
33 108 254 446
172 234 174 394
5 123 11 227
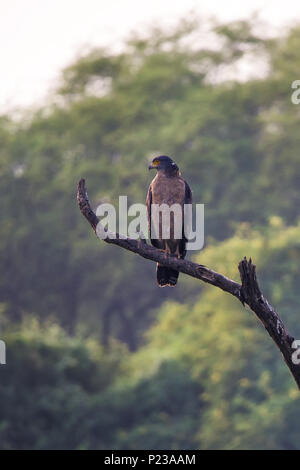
146 155 192 287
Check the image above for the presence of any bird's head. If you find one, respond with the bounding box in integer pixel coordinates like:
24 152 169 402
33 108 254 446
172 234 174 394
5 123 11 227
148 155 179 174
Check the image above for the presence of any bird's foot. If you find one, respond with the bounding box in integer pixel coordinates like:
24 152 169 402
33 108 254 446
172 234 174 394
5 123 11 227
137 231 147 246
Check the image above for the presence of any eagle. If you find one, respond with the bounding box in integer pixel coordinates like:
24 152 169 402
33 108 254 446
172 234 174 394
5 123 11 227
146 155 192 287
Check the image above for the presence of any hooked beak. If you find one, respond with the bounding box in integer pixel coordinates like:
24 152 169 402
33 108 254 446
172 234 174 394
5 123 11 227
148 164 154 170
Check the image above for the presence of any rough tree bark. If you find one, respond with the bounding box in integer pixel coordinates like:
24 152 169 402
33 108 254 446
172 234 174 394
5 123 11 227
77 178 300 390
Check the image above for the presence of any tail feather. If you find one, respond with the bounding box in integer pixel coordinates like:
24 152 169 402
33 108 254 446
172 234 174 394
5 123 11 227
156 264 179 287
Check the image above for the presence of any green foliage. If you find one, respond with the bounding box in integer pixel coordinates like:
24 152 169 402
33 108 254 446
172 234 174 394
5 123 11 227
131 222 300 449
2 18 300 343
1 18 300 449
0 321 126 449
85 361 202 450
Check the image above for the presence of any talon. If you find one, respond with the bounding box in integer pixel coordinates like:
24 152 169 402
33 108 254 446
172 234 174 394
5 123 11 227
174 246 181 259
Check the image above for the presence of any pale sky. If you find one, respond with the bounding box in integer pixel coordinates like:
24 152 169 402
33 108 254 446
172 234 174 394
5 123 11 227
1 0 300 112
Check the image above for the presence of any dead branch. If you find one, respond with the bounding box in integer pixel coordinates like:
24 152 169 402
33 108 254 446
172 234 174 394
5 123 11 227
77 178 300 390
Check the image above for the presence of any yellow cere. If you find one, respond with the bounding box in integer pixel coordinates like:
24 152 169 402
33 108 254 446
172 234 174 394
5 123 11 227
152 159 159 167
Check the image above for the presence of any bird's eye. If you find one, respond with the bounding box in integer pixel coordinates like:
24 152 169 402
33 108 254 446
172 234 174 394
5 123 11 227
152 160 159 167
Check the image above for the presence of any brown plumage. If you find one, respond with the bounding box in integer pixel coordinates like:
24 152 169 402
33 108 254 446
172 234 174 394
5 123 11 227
146 156 192 287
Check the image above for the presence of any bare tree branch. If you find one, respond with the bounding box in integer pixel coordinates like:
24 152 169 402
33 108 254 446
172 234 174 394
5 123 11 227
77 178 300 390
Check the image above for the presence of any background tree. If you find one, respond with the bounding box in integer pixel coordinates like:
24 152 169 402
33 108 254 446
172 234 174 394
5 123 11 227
1 17 300 449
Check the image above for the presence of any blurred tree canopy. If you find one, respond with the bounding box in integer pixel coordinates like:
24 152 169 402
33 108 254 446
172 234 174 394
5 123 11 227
1 18 300 449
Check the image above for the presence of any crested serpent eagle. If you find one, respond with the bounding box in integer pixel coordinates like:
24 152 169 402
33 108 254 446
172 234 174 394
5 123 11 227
146 156 192 287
